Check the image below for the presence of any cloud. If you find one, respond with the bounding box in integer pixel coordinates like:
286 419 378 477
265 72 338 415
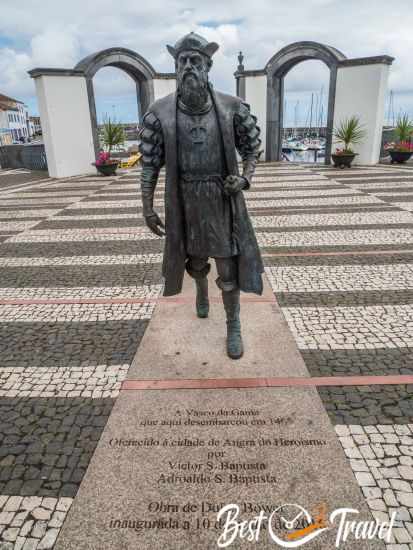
31 28 81 68
284 61 330 94
0 47 32 97
0 0 412 119
0 26 81 100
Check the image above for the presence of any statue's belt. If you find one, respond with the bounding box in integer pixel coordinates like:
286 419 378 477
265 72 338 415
179 172 238 243
180 173 224 183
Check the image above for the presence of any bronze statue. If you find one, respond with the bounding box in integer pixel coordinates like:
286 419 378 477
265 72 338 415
139 32 263 359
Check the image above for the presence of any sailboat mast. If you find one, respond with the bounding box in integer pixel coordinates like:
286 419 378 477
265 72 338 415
319 85 324 131
387 90 394 127
294 100 299 137
309 93 314 138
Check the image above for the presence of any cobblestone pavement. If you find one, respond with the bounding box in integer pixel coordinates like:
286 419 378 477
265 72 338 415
335 423 413 545
261 162 413 548
1 163 413 548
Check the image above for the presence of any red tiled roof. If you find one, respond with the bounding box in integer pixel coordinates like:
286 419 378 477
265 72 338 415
0 93 23 105
0 101 18 112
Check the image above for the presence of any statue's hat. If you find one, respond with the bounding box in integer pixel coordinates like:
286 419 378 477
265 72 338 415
167 32 219 59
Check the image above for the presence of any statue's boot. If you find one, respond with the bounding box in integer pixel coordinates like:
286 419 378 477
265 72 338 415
185 259 211 319
222 288 243 360
195 278 209 318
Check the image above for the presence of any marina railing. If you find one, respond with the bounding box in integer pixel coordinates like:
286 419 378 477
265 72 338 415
0 143 48 171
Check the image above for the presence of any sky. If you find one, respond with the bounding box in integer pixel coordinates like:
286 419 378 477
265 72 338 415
0 0 412 127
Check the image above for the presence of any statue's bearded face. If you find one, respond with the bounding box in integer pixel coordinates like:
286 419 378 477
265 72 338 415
176 50 210 109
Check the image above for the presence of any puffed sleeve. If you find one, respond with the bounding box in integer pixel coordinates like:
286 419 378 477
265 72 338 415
233 101 262 189
138 111 165 169
138 111 165 217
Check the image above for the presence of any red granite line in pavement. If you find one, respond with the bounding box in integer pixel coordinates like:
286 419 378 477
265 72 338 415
0 296 276 306
262 249 413 257
157 296 277 304
16 227 146 234
121 374 413 391
0 298 156 305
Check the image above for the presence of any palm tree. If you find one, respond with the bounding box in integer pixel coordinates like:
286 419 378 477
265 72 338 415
333 116 366 153
394 113 413 143
101 116 125 156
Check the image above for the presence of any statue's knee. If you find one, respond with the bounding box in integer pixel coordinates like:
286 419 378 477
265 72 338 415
215 257 238 291
215 277 238 292
185 258 210 279
215 256 238 281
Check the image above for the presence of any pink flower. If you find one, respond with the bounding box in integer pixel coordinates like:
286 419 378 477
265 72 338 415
95 151 111 166
386 141 413 152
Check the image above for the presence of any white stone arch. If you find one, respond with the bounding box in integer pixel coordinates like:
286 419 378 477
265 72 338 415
265 41 346 163
235 42 393 164
75 47 157 156
29 48 176 177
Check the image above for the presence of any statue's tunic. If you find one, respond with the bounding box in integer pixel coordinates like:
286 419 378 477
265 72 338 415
138 88 264 296
177 99 237 258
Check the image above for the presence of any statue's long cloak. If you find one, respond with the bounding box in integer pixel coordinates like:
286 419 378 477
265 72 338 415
149 86 264 297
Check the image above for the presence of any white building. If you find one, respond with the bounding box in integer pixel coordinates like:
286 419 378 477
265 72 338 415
29 115 42 136
0 107 12 145
0 94 32 145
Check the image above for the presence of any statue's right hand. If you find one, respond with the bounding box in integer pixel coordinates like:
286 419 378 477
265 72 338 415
144 212 165 237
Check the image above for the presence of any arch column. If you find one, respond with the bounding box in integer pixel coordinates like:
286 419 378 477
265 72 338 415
333 57 393 164
266 73 284 162
29 69 95 178
236 69 267 160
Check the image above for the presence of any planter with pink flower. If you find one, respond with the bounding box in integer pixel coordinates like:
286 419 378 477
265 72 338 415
331 148 357 168
384 114 413 164
92 151 119 176
331 116 366 168
92 116 125 176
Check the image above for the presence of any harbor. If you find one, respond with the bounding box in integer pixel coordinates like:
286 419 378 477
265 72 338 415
281 131 326 163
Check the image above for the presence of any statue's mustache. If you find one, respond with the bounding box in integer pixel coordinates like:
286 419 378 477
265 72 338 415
179 72 206 93
181 71 198 81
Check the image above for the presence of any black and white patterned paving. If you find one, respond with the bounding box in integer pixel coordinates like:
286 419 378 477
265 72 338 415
0 163 413 548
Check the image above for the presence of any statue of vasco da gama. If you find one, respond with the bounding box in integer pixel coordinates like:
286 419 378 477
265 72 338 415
138 33 264 360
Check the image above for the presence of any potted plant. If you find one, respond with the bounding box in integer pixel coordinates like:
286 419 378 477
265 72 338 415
93 151 118 176
92 116 125 176
385 114 413 164
332 116 366 168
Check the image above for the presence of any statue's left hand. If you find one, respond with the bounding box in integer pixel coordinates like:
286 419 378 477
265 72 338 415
223 175 247 196
144 211 166 237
